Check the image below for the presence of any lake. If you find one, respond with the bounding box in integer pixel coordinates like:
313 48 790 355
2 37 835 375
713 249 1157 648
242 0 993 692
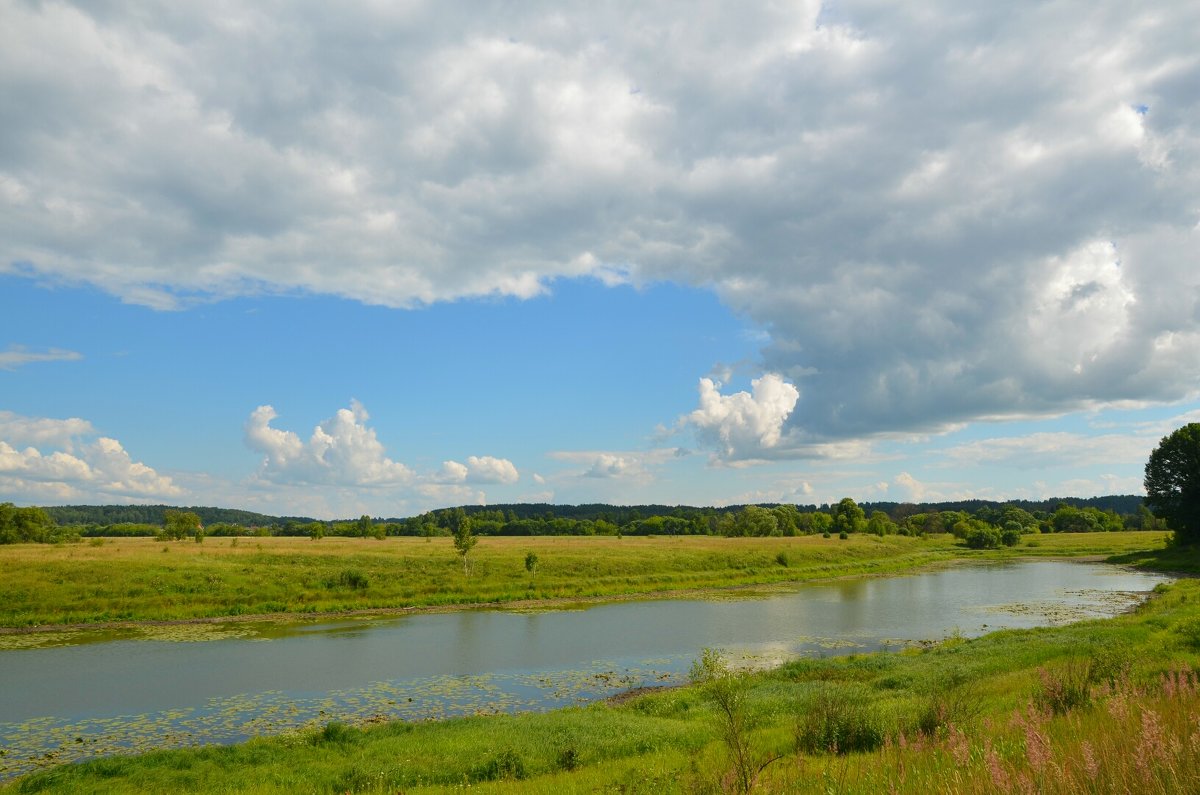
0 560 1172 781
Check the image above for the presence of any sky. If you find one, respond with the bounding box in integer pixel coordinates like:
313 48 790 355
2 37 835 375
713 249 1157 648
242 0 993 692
1 0 1198 519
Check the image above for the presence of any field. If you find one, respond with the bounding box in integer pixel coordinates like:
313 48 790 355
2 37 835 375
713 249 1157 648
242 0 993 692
0 531 1171 628
3 541 1197 793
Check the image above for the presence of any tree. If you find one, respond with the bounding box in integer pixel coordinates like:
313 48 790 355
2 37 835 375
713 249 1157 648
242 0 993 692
690 648 780 793
355 514 373 538
733 505 778 537
162 510 201 541
832 497 865 535
449 509 477 574
0 503 55 544
866 510 896 536
1145 423 1200 545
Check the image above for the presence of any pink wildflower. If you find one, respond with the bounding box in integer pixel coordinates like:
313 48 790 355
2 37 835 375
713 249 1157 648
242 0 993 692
1135 706 1167 782
947 723 970 767
1080 740 1099 780
984 749 1012 792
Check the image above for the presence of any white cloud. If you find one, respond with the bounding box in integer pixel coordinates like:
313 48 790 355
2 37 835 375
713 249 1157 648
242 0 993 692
940 431 1156 470
436 460 470 483
584 454 645 479
685 374 799 461
0 412 180 502
0 345 82 370
2 1 1198 441
0 411 94 447
244 401 413 486
548 448 678 481
435 455 519 484
464 455 519 484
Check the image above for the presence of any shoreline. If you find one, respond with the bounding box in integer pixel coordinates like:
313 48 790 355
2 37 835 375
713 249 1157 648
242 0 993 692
0 551 1158 637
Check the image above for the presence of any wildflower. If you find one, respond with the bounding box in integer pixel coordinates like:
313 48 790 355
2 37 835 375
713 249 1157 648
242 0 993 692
985 739 1009 791
946 723 970 767
1018 706 1051 774
1080 740 1098 780
1135 706 1167 783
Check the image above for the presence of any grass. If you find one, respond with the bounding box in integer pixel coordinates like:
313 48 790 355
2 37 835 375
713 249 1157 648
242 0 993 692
5 551 1198 793
0 531 1170 628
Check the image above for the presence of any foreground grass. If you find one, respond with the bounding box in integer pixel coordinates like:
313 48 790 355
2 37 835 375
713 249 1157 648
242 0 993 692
0 531 1169 628
6 545 1197 793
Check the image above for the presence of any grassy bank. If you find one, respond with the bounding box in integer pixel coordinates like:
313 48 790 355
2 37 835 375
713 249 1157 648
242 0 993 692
6 547 1197 793
0 532 1171 628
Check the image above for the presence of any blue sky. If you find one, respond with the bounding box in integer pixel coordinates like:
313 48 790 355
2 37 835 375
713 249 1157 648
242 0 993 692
2 1 1198 518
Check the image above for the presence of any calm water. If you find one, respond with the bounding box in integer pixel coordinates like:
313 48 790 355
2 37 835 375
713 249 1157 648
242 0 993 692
0 561 1172 780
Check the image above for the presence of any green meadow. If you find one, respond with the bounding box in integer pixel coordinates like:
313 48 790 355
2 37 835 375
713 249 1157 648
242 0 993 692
3 542 1197 793
0 531 1169 629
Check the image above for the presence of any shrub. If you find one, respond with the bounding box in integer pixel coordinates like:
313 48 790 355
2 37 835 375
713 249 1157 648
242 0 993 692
332 569 370 590
1000 527 1021 546
557 746 580 771
474 749 526 781
775 551 790 567
315 721 357 744
838 531 849 540
965 527 1002 549
1174 618 1200 651
796 685 884 754
691 648 774 794
1035 659 1092 714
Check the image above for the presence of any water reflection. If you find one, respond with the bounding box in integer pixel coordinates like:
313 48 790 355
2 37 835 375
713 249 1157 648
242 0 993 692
0 561 1172 781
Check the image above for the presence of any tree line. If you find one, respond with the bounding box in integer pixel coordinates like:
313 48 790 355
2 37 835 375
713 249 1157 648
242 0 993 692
0 497 1165 545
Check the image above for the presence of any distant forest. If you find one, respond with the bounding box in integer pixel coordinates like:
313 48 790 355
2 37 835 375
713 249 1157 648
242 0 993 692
37 494 1148 530
0 493 1159 547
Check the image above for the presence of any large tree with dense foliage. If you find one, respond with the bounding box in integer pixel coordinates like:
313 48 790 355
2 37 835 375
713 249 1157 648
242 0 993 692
1144 423 1200 545
0 503 55 544
832 498 866 534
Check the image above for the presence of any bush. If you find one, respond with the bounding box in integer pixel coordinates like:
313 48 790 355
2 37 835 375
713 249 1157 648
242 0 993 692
775 551 790 567
838 531 849 540
556 746 580 771
796 685 884 754
474 749 526 781
964 527 1002 549
315 721 357 744
1035 659 1092 714
1000 527 1021 546
332 569 370 590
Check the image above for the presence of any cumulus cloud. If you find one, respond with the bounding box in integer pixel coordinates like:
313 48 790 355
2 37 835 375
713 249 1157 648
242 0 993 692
245 401 413 486
584 454 645 479
684 374 800 461
4 1 1199 439
0 411 94 447
0 412 180 502
436 455 519 484
0 345 82 370
548 448 677 480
